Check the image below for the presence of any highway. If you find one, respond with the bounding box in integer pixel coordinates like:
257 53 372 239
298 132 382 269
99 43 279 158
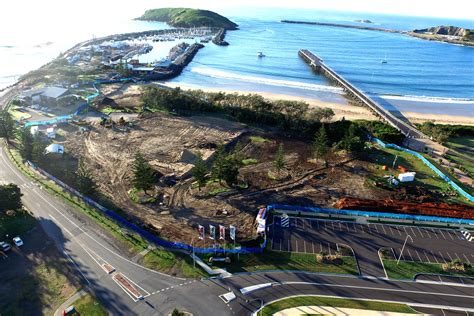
2 145 474 315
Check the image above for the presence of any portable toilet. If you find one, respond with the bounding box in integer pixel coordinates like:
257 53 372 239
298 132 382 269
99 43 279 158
398 172 416 182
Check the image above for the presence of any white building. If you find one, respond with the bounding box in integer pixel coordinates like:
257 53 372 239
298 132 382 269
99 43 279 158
45 144 64 155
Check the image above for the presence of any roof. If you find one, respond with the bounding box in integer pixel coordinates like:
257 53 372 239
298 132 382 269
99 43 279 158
45 144 64 154
41 87 69 99
132 67 155 72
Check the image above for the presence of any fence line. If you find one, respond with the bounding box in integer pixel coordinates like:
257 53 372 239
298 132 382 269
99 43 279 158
268 204 474 225
372 137 474 202
26 161 265 254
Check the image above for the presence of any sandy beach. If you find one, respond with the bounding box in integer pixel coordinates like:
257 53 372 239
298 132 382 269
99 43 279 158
162 83 474 126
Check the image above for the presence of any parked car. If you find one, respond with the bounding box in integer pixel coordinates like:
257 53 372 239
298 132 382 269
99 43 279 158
0 242 11 252
12 236 23 247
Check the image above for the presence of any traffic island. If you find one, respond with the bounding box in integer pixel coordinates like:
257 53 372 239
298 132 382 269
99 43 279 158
112 273 143 300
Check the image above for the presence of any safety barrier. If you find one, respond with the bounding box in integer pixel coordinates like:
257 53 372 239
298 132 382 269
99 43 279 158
26 161 265 254
268 204 474 225
372 137 474 202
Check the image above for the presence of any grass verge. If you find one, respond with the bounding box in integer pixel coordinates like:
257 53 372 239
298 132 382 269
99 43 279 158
4 145 206 278
142 249 209 278
383 259 474 279
204 250 358 275
70 293 107 316
258 296 418 315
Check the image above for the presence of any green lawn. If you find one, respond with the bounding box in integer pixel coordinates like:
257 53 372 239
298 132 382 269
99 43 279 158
141 249 209 278
383 259 474 280
205 250 359 275
249 136 269 144
71 293 107 316
258 296 418 315
8 106 31 121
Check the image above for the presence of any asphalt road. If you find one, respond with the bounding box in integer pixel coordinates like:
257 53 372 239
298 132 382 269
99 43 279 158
1 140 474 315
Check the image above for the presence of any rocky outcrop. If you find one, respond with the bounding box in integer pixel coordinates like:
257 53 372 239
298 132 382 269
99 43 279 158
413 25 472 38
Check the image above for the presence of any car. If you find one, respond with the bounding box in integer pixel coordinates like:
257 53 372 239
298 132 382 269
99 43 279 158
0 242 11 252
12 237 23 247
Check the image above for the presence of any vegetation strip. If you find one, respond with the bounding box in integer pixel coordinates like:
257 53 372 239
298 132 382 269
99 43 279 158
257 295 418 315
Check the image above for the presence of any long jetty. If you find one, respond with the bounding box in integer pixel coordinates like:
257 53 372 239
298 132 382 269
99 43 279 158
299 49 426 139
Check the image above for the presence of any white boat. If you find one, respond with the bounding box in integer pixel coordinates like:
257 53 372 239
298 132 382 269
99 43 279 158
257 52 265 58
381 59 388 64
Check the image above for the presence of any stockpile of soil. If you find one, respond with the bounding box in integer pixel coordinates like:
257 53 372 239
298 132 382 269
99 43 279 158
334 197 474 219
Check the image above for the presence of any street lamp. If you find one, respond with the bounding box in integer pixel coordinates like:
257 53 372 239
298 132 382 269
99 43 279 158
397 234 413 265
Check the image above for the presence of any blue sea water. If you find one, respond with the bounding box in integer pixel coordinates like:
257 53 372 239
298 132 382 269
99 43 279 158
1 8 473 116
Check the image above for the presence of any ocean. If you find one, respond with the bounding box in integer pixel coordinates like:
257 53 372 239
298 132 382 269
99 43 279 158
1 7 473 117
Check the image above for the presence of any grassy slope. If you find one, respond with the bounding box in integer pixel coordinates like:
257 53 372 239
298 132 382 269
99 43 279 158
71 294 107 316
138 8 238 30
383 259 474 279
259 296 418 316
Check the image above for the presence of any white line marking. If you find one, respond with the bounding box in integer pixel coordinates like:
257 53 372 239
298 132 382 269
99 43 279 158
417 227 424 238
381 225 387 234
447 252 454 262
438 229 446 239
439 252 447 264
415 250 423 262
430 251 439 264
63 250 91 285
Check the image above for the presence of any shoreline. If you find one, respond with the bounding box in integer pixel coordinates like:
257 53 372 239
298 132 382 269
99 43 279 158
162 82 474 125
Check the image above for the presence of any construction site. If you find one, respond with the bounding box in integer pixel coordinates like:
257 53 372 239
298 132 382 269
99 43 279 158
27 83 472 246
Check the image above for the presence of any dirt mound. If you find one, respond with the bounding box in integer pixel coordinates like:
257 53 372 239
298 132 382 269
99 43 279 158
334 197 474 219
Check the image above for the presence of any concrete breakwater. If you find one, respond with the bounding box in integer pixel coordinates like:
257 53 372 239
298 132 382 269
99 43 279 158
212 28 229 46
281 20 402 34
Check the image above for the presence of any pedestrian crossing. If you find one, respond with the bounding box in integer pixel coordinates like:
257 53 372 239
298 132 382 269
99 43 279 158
461 229 474 242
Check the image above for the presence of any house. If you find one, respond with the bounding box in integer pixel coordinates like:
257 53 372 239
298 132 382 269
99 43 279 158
45 144 64 155
21 86 69 106
30 125 56 139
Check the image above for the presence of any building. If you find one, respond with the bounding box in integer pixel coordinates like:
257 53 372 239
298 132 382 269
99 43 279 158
45 144 64 155
21 86 69 106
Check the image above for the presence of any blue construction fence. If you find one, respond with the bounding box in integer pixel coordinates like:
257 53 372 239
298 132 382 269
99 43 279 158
372 137 474 202
26 161 265 254
268 204 474 226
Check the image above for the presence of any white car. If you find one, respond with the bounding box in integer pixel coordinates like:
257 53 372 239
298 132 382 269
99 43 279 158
12 237 23 247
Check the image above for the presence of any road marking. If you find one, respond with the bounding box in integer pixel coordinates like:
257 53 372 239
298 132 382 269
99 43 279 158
463 254 470 263
373 224 379 233
438 229 446 239
63 250 91 285
417 227 424 238
431 229 439 239
328 243 331 255
388 226 395 235
430 251 439 264
353 224 358 233
454 253 461 261
331 221 335 230
339 222 342 230
447 231 455 240
312 241 315 254
396 227 402 236
407 248 414 261
345 223 349 231
319 242 323 252
409 227 417 237
439 252 447 264
424 229 432 239
415 250 423 262
381 225 387 234
446 252 454 262
423 251 431 263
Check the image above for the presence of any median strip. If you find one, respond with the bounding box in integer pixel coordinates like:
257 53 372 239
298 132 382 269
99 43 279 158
112 273 143 300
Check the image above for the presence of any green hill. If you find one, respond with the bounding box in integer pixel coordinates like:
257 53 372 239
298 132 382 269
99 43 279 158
137 8 238 30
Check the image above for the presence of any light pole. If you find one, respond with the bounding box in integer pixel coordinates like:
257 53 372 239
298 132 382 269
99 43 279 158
397 234 413 265
246 298 264 315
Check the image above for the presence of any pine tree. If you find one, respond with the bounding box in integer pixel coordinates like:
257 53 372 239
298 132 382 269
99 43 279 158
76 159 97 197
132 152 155 194
19 127 34 161
31 135 46 164
274 143 285 176
313 126 329 165
192 154 208 191
211 144 227 184
0 110 16 143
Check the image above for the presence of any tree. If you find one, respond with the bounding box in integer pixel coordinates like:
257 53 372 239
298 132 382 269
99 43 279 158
132 152 156 194
0 110 16 143
0 184 22 212
31 135 47 164
192 154 208 191
19 127 34 161
313 126 329 164
274 143 286 176
76 159 97 197
339 124 365 154
211 144 227 184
